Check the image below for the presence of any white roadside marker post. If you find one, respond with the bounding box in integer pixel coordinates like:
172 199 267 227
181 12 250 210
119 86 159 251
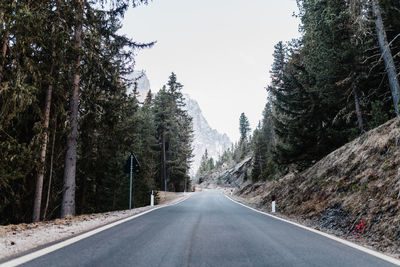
151 190 154 207
272 195 276 213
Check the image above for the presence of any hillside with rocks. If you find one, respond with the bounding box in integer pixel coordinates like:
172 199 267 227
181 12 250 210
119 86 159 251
200 119 400 258
196 156 252 189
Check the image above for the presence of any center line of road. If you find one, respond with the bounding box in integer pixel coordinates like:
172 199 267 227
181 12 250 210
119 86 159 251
224 194 400 266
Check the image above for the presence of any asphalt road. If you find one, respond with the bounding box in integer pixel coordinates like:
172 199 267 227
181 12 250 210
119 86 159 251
17 191 398 267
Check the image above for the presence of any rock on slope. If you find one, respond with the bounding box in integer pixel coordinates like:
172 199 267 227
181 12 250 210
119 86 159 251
236 118 400 257
196 156 252 189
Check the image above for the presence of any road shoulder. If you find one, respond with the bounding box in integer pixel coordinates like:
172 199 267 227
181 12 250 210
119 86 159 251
0 192 193 263
225 193 400 266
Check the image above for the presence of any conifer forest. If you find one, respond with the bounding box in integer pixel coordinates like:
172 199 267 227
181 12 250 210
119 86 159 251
250 0 400 182
1 0 400 227
0 0 193 224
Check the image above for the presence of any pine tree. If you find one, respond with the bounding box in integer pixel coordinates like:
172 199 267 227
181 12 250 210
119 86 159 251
239 112 251 143
196 149 216 177
371 0 400 119
268 0 361 169
61 0 84 218
270 42 317 168
76 3 154 213
153 73 193 192
33 0 66 222
251 102 275 181
345 0 395 132
153 87 171 192
165 73 193 191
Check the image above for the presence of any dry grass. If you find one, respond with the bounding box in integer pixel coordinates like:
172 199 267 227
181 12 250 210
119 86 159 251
156 191 187 205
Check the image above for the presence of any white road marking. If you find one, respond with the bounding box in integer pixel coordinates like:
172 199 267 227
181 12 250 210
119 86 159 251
0 195 192 267
225 194 400 266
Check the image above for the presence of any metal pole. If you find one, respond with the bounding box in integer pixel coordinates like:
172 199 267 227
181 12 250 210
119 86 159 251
129 154 133 209
162 134 167 200
164 174 167 200
132 172 135 209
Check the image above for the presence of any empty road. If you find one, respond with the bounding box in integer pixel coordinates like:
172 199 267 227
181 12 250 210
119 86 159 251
9 191 399 266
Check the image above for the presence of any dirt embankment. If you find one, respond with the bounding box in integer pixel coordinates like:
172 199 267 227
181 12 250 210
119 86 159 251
236 118 400 258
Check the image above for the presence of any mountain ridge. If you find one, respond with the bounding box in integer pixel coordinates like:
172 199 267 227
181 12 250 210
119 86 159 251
131 71 232 175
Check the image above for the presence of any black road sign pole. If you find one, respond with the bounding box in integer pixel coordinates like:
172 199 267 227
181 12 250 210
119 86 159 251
129 154 133 210
124 152 140 210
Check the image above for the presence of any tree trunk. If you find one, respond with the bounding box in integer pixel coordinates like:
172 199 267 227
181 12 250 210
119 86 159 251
353 86 365 134
42 0 61 221
43 125 56 221
371 0 400 118
32 64 54 222
61 1 83 218
0 24 10 83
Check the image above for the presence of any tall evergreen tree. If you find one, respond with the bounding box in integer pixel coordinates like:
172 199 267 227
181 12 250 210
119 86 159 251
33 0 67 222
267 0 361 169
239 112 251 143
61 0 84 218
76 4 153 213
153 73 193 192
251 102 275 181
153 86 170 192
371 0 400 119
61 1 155 218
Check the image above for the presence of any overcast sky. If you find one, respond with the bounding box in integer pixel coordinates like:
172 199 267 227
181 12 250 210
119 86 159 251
120 0 301 142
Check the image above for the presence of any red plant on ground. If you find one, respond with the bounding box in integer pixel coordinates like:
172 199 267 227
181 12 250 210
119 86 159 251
354 220 366 238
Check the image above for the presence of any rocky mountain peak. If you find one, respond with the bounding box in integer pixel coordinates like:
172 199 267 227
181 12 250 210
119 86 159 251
183 95 232 175
130 70 151 102
128 71 232 176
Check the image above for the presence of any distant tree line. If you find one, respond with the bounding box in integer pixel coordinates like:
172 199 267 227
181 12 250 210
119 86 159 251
250 0 400 181
0 1 193 225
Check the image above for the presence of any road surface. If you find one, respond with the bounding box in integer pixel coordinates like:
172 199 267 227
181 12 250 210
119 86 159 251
11 191 399 266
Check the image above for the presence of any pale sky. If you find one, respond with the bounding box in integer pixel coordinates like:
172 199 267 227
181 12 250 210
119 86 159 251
120 0 301 142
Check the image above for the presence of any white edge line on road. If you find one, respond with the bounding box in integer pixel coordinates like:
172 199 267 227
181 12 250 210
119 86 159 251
1 195 192 267
224 194 400 266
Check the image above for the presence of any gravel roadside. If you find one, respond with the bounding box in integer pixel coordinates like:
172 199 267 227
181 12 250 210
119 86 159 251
0 192 192 260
